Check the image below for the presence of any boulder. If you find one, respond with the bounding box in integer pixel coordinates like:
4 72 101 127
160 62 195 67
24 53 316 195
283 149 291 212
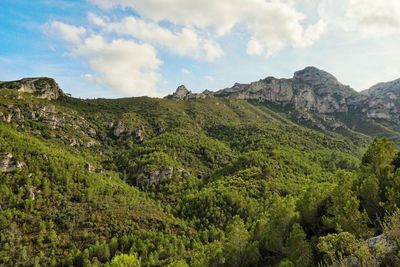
0 153 26 172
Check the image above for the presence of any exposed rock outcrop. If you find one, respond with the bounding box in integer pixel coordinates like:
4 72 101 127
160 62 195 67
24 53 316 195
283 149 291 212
109 121 146 143
214 67 355 114
165 85 211 100
0 77 64 100
136 167 174 190
164 67 400 133
0 153 26 172
85 162 105 174
358 79 400 121
168 85 191 100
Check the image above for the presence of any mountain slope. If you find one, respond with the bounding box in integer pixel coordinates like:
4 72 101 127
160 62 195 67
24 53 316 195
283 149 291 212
1 71 400 266
168 66 400 143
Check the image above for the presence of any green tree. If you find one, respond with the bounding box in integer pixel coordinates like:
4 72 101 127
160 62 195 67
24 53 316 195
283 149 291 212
167 259 189 267
358 174 381 221
361 137 397 171
317 232 376 267
223 216 252 267
110 254 141 267
323 170 371 238
382 209 400 266
261 195 297 255
358 138 399 219
284 223 312 267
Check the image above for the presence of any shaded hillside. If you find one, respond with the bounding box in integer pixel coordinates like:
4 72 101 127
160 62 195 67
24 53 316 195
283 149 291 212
1 75 400 266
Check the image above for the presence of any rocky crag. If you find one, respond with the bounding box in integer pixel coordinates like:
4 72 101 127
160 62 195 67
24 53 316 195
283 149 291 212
0 77 64 100
166 66 400 140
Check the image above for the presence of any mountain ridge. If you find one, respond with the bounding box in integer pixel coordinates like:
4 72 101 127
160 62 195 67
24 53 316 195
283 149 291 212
164 66 400 142
2 66 400 141
1 69 400 266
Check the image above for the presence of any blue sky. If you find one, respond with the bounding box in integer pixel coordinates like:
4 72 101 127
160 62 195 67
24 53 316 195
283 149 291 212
1 0 400 98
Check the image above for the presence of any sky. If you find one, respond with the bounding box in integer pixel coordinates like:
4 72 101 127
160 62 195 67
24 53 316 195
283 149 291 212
1 0 400 98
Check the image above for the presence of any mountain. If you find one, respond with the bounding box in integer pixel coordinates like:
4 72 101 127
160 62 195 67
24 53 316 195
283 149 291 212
1 70 400 266
168 66 400 142
360 78 400 120
213 66 356 114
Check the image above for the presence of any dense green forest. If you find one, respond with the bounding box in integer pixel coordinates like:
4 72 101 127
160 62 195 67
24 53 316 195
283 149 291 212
1 88 400 266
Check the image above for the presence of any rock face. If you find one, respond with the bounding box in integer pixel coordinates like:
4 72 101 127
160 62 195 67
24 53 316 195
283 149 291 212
0 77 64 100
359 79 400 121
165 85 210 100
170 85 191 100
136 167 174 190
214 67 356 114
108 121 146 143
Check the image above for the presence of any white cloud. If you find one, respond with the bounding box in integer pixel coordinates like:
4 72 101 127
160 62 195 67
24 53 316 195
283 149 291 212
50 21 87 44
245 2 326 56
181 68 191 75
90 0 326 56
50 22 163 97
88 13 223 61
319 0 400 38
75 35 162 96
90 0 242 35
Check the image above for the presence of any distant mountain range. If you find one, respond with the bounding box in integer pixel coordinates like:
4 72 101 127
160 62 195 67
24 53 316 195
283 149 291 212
1 66 400 143
166 66 400 142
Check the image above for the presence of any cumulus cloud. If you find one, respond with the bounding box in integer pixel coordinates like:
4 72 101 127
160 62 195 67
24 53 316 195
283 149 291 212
50 21 163 96
90 0 242 35
88 13 223 61
245 1 326 56
90 0 326 56
50 21 87 44
74 35 162 96
319 0 400 37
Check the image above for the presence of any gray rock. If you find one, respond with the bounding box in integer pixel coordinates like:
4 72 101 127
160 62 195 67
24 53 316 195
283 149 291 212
0 77 64 100
84 162 95 172
356 78 400 121
135 125 145 143
214 67 354 114
0 153 26 172
95 168 105 174
165 85 209 100
5 113 12 123
113 121 125 137
173 85 191 99
88 128 97 137
28 111 36 120
136 167 174 189
367 234 393 251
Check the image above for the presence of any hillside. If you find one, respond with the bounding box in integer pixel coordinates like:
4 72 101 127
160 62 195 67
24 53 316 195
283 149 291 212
1 71 400 266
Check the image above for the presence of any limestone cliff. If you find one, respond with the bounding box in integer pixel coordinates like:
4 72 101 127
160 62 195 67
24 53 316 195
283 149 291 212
214 66 357 114
0 77 64 100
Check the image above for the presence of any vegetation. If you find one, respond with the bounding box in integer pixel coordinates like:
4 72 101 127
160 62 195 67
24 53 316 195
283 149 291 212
1 89 400 266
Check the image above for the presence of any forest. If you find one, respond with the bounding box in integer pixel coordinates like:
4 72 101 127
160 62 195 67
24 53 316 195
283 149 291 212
1 89 400 266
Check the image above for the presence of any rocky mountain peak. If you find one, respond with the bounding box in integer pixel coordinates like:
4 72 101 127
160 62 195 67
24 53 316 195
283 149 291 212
175 85 191 97
293 66 339 85
165 85 191 100
363 78 400 97
165 85 210 100
293 66 355 97
0 77 64 100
